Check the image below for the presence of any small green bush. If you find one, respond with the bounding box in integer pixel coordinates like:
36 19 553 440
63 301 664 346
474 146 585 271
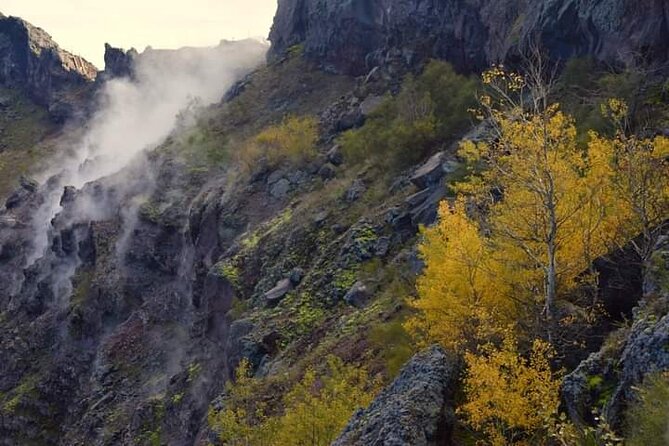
237 115 319 172
341 61 477 170
626 372 669 446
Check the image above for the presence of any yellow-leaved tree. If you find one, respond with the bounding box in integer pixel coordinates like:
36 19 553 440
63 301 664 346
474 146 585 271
405 61 669 445
404 198 515 351
406 65 663 347
594 98 669 262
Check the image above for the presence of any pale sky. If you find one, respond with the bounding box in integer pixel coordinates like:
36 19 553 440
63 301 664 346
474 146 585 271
1 0 277 68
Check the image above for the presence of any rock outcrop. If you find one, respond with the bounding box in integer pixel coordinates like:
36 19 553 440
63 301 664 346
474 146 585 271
563 236 669 428
269 0 669 75
333 346 457 446
101 43 138 80
0 14 97 120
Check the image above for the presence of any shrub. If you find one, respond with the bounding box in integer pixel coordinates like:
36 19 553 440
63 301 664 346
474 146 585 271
237 115 318 172
209 356 380 446
340 61 477 170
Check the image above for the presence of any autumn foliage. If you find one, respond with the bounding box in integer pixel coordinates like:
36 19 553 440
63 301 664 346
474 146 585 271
406 64 669 445
237 115 318 172
209 356 380 446
460 335 560 445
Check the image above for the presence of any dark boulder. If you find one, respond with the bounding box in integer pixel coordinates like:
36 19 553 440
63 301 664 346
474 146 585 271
333 345 457 446
343 281 370 308
327 145 344 166
318 163 337 180
410 152 448 190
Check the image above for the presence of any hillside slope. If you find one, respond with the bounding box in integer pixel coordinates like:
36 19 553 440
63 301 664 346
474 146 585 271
0 3 667 446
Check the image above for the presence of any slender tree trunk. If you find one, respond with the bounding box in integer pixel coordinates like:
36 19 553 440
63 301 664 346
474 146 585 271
546 241 557 320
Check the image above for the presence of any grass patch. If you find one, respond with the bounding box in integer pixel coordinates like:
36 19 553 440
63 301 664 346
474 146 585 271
0 87 56 197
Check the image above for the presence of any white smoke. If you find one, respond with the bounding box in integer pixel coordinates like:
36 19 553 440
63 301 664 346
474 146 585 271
27 39 268 267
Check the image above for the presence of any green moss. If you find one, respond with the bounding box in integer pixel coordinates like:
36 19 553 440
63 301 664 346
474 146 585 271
187 362 202 382
241 232 261 250
171 393 184 405
287 44 305 57
1 374 39 415
139 201 163 224
353 224 377 245
294 300 326 337
215 261 241 290
71 269 94 307
587 374 616 408
240 208 293 253
333 269 358 294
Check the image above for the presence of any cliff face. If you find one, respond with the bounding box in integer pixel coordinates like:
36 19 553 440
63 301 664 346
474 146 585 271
102 43 138 80
269 0 669 75
0 14 97 120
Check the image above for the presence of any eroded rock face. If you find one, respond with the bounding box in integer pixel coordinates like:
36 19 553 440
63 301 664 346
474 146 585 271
102 43 138 80
269 0 669 75
562 236 669 429
333 346 457 446
0 14 97 120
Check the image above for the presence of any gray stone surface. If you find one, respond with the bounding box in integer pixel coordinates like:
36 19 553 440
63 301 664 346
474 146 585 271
343 281 370 308
270 0 669 76
0 15 97 120
264 278 293 304
333 345 457 446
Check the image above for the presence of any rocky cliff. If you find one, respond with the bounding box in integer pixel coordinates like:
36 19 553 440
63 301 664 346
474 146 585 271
0 13 97 120
269 0 669 75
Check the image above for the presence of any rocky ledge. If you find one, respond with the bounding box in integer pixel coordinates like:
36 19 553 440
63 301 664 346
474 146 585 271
0 13 97 120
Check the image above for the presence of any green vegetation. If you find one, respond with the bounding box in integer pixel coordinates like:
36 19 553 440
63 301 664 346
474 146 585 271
0 87 56 197
187 362 202 382
369 320 413 378
340 61 478 170
70 269 94 307
215 261 241 290
135 397 165 446
236 115 319 173
1 375 38 415
556 57 669 145
626 372 669 446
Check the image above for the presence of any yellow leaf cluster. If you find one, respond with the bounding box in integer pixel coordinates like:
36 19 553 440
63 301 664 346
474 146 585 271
405 198 513 351
461 336 560 445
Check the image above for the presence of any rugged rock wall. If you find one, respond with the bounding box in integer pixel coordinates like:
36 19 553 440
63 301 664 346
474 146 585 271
101 43 138 80
269 0 669 75
0 13 97 120
563 235 669 429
